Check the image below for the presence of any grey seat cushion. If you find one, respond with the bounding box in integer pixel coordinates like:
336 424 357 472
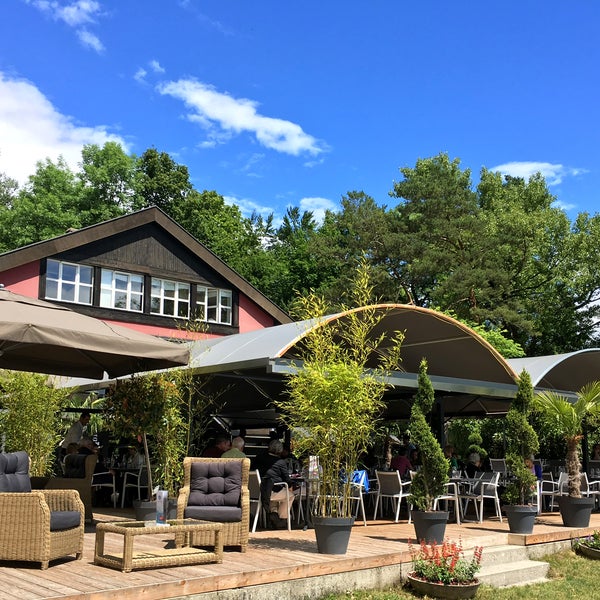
184 505 242 523
0 451 32 492
50 511 81 531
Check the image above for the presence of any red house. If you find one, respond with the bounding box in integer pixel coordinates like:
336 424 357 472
0 207 291 341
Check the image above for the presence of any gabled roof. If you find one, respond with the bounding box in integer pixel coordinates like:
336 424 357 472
0 206 291 325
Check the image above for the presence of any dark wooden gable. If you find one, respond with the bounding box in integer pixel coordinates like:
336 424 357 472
53 222 228 288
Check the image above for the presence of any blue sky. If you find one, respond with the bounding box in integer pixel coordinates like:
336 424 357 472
1 1 598 224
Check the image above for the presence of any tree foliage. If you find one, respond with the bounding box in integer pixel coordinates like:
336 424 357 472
0 371 67 476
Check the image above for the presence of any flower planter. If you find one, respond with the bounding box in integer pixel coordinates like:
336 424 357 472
558 496 594 528
577 544 600 560
411 510 449 544
504 504 537 534
407 573 481 599
313 516 354 554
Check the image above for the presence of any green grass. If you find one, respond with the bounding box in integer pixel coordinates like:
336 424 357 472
318 549 597 599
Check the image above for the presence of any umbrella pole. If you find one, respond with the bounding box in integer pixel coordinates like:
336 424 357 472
142 432 154 500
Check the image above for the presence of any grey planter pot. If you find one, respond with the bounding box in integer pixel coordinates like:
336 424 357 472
133 498 178 522
558 495 594 528
411 510 449 544
504 504 537 534
313 516 354 554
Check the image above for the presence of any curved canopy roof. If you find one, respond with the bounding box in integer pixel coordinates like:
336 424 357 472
68 305 600 426
507 349 600 395
187 304 521 424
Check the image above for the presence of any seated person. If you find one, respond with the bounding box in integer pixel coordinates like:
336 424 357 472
444 444 461 474
390 446 412 479
525 455 543 480
201 434 231 457
253 439 298 529
222 436 247 458
125 444 145 469
465 452 483 478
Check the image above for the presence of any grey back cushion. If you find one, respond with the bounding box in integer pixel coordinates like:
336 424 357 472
64 454 87 478
188 460 242 507
0 451 32 492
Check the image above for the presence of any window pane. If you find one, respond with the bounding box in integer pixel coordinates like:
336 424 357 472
151 279 161 294
100 289 112 307
80 265 93 285
151 297 160 313
115 273 128 290
163 299 175 315
114 291 127 309
62 264 77 283
178 285 189 301
196 286 206 302
78 287 92 304
131 276 143 293
221 291 232 307
130 294 142 312
101 270 113 286
207 306 217 322
220 307 231 324
47 259 59 279
46 280 58 299
178 301 189 318
61 283 75 302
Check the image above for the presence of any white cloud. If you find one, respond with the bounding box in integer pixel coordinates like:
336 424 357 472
149 60 165 74
224 194 275 220
299 196 337 223
77 29 104 52
157 79 328 156
134 67 147 83
0 72 127 185
490 161 587 186
26 0 105 52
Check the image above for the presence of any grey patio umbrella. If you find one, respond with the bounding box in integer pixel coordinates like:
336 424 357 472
0 287 189 379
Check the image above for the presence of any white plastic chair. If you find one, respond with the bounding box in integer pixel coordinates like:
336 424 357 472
433 481 461 524
373 470 411 523
458 472 502 522
248 470 263 532
92 470 117 508
121 467 147 508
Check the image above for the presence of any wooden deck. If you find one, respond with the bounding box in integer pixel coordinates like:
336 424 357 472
1 507 599 600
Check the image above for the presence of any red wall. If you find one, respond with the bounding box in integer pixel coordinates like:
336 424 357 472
2 261 275 339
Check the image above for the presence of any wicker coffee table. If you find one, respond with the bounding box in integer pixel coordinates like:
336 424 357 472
94 519 223 572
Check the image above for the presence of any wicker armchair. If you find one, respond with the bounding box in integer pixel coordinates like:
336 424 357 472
177 457 250 552
0 451 84 569
44 453 97 522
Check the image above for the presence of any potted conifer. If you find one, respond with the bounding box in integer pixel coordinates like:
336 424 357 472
278 260 403 554
502 371 539 534
534 381 600 527
408 359 450 543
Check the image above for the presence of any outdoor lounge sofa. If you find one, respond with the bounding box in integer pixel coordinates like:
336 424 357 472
177 457 250 552
0 451 84 569
44 453 97 522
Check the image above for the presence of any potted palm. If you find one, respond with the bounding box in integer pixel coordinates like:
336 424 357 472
278 260 404 554
408 359 450 543
534 381 600 527
502 371 539 534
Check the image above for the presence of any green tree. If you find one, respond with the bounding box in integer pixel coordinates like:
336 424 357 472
133 147 194 213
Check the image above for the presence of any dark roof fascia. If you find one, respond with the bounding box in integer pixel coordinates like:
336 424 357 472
268 358 520 399
0 206 292 325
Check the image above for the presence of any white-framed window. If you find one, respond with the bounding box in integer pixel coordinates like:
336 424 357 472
195 286 232 325
100 269 143 312
45 259 93 305
150 278 190 318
